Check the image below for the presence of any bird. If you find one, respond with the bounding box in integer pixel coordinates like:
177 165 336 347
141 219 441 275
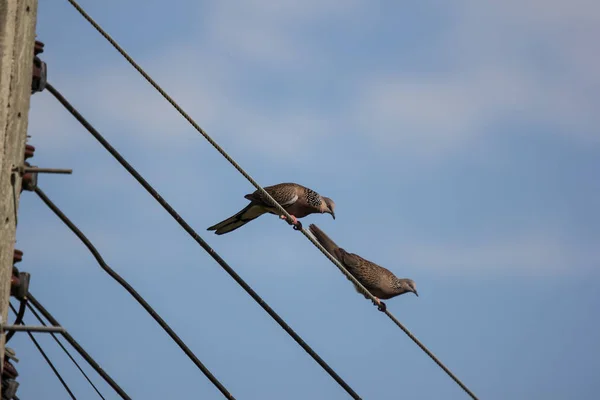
207 183 336 235
308 224 417 312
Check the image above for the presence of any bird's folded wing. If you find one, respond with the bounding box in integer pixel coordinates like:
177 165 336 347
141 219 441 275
338 249 364 270
277 193 299 206
247 187 299 208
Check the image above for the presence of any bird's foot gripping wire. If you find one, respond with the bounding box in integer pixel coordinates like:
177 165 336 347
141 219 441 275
280 214 303 231
373 298 387 312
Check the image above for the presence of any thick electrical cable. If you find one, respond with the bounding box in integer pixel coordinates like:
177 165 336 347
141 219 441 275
32 185 236 400
26 293 132 400
46 82 363 400
9 302 77 400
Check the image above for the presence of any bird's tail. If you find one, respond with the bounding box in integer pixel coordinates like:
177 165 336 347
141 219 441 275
308 224 341 259
207 203 266 235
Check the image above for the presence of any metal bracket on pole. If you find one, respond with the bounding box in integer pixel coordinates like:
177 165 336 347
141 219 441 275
0 317 66 335
0 324 66 334
12 166 72 175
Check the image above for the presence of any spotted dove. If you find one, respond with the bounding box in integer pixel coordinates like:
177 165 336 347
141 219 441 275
309 224 417 311
208 183 336 235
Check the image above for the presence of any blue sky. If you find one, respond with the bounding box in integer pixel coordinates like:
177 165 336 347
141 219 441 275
9 0 599 399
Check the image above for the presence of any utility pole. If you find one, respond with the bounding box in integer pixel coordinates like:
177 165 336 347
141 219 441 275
0 0 38 392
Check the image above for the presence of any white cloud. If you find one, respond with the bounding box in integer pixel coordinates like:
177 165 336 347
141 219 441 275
391 231 599 276
354 0 600 156
54 42 337 162
353 66 542 157
203 0 368 68
449 1 600 129
69 47 232 145
52 0 599 164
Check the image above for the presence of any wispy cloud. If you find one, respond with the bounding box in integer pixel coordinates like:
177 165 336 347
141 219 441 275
391 230 599 276
203 0 369 68
355 0 600 155
58 0 600 162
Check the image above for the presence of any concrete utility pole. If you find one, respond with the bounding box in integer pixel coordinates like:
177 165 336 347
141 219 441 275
0 0 38 391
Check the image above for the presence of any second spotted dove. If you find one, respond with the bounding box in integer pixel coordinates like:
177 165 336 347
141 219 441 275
208 183 336 235
309 224 417 311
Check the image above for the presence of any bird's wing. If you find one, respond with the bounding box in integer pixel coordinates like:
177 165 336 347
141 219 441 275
339 249 393 298
245 183 300 208
338 249 366 271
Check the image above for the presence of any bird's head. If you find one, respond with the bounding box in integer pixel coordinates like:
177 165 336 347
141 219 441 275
320 196 336 220
394 278 418 297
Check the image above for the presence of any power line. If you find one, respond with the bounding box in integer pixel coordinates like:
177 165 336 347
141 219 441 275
33 186 236 400
58 2 480 398
46 82 363 400
5 298 26 344
25 300 106 399
26 293 132 400
9 302 77 400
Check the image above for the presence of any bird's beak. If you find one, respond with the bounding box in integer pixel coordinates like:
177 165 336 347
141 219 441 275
330 211 336 220
413 290 419 297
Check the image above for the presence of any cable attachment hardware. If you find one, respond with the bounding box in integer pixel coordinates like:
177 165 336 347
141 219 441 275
0 314 66 335
13 250 23 265
10 271 30 301
34 40 45 55
0 325 66 334
1 350 18 380
24 144 35 160
1 379 19 399
16 144 72 191
1 348 19 395
13 166 73 175
4 348 18 364
7 264 28 344
13 163 73 192
20 163 37 192
32 41 47 93
1 351 19 400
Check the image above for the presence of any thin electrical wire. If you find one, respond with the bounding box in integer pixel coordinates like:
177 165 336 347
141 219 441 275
25 300 106 399
46 82 363 400
9 302 77 400
33 185 236 400
26 294 132 400
57 3 480 397
5 298 26 343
